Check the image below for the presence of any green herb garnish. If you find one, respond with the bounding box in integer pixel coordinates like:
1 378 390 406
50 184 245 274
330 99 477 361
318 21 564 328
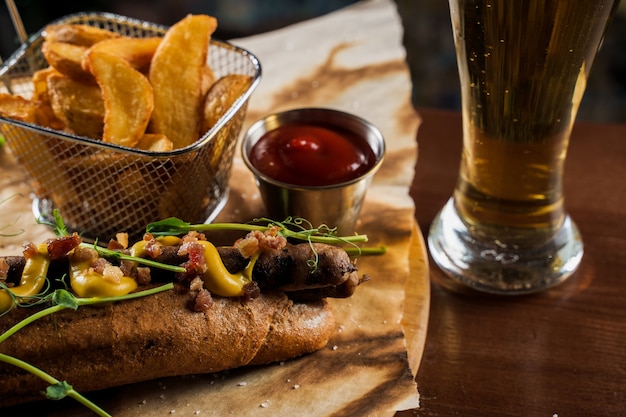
148 216 384 248
147 216 386 270
147 216 364 242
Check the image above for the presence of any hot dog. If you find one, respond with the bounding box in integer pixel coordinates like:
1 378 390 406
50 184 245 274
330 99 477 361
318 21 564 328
0 225 370 408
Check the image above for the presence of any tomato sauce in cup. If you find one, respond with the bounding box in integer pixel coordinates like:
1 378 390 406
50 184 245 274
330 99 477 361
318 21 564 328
247 123 377 187
241 108 385 234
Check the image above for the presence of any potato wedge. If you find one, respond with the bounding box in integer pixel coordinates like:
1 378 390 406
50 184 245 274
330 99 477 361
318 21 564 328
41 41 94 83
44 23 121 46
0 93 39 123
83 37 162 74
201 74 253 134
148 14 217 149
87 50 154 148
31 67 57 102
31 67 65 130
136 133 174 152
47 73 104 138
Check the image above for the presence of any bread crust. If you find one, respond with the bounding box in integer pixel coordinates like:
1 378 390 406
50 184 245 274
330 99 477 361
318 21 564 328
0 289 335 407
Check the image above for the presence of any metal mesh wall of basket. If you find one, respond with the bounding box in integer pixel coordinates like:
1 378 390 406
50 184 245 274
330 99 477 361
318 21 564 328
0 12 261 241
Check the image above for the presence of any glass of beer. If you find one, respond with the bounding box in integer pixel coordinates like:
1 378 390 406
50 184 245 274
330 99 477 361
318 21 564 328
428 0 620 294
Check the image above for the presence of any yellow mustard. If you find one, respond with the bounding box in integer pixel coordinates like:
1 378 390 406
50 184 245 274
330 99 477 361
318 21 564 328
129 235 182 258
69 260 138 298
130 236 256 297
197 241 256 297
0 244 50 313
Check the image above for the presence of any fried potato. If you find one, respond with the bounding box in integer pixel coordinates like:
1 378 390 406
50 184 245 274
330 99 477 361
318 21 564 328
47 73 104 138
3 14 251 153
83 37 162 74
31 67 57 101
44 23 121 46
148 14 217 149
136 133 173 152
87 50 154 148
0 93 38 123
31 67 65 130
41 41 94 83
201 74 253 134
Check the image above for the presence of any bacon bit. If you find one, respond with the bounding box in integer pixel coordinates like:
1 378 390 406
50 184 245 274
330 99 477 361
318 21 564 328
179 231 206 245
107 239 126 251
175 233 212 282
234 227 287 258
234 236 259 258
135 267 152 286
22 242 39 259
193 288 213 312
91 257 110 275
119 259 135 277
241 281 260 301
115 233 129 249
178 240 206 281
71 246 98 264
47 233 82 260
144 238 164 259
188 244 206 272
189 276 204 292
102 264 124 284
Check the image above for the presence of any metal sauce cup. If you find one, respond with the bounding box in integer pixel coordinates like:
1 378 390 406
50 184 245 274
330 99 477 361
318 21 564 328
241 108 385 235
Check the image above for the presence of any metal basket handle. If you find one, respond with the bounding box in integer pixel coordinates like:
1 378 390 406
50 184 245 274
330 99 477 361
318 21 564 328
2 0 27 65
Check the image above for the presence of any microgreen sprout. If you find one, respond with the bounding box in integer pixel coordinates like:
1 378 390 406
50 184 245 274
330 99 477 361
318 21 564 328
0 354 112 416
147 217 385 251
146 216 386 273
35 208 69 237
146 216 368 243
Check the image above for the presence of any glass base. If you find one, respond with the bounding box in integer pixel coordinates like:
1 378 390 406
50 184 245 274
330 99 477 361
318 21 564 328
428 199 583 295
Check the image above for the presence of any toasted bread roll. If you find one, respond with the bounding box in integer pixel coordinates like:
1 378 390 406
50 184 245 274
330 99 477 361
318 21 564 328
0 289 334 407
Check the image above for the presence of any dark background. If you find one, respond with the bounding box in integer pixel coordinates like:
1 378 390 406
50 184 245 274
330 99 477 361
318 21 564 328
2 0 625 123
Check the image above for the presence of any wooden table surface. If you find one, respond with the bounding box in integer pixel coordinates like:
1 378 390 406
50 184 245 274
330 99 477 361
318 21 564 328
402 108 626 417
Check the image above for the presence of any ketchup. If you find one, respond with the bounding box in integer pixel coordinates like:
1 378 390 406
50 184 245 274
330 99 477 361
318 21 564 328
248 123 376 186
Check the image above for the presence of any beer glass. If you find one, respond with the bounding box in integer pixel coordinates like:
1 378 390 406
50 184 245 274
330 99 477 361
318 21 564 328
428 0 620 294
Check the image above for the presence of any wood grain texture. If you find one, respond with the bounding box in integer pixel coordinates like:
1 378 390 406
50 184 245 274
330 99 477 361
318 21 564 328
404 108 626 417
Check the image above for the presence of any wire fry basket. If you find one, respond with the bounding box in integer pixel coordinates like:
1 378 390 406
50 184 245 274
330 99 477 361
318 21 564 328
0 12 261 241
